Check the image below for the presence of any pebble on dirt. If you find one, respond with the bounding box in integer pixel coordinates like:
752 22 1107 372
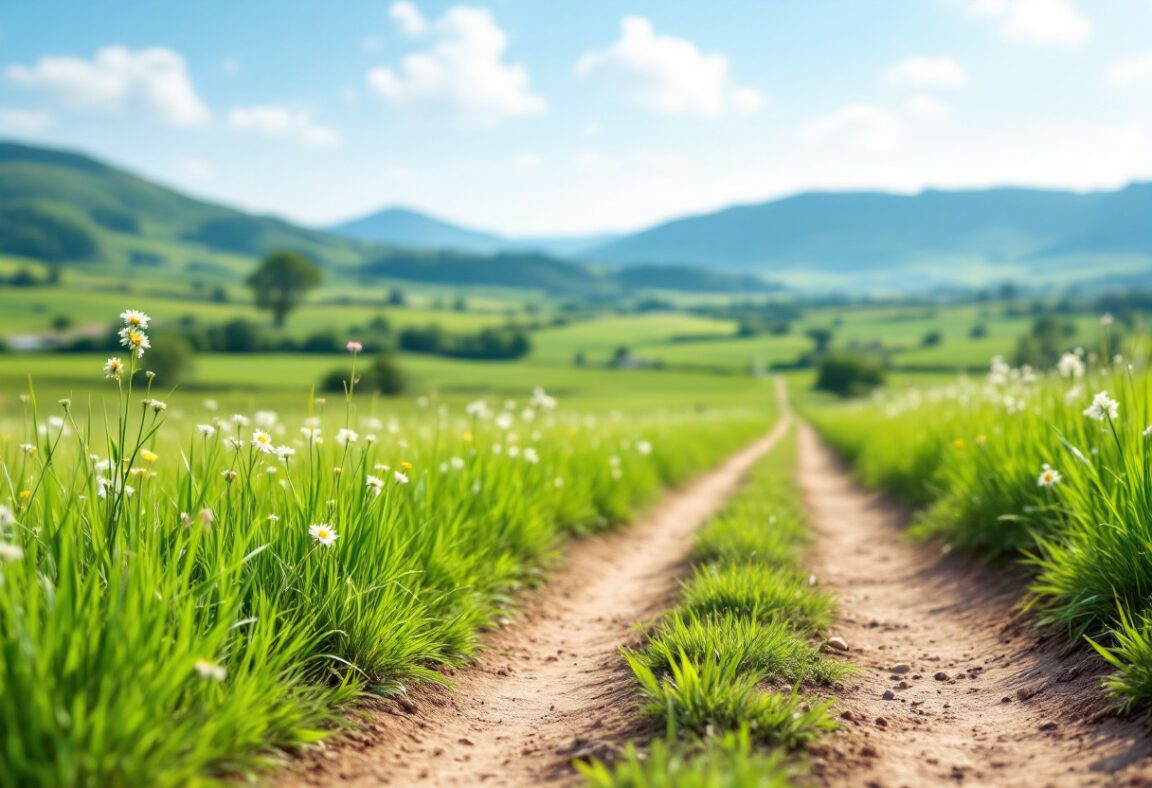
933 671 949 681
826 636 850 651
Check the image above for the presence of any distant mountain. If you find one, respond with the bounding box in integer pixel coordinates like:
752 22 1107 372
331 207 506 253
328 205 616 257
586 185 1152 287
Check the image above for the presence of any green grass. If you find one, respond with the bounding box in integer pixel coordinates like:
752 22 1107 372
578 428 844 785
0 316 776 785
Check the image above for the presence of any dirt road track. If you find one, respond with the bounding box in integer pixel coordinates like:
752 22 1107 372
798 423 1152 787
282 389 791 787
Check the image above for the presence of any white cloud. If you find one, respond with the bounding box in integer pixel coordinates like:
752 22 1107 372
5 46 209 125
0 108 53 131
1107 54 1152 87
228 105 341 148
801 104 904 153
887 57 968 89
390 1 428 37
968 0 1092 45
576 16 764 117
367 5 545 124
903 95 953 119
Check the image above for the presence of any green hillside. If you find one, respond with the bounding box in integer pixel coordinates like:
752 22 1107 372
0 141 372 279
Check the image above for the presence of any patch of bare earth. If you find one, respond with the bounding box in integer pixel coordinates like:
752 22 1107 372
280 399 792 787
797 423 1152 787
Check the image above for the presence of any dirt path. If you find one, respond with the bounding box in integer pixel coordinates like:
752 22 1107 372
282 386 791 787
797 423 1152 787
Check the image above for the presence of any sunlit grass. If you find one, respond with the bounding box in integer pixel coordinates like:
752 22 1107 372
0 310 775 785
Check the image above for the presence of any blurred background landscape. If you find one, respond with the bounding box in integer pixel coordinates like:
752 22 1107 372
0 0 1148 402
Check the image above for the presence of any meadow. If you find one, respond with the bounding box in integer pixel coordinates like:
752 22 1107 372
1 264 1146 785
0 308 777 785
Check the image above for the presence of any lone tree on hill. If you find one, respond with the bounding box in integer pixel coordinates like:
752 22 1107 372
247 251 322 328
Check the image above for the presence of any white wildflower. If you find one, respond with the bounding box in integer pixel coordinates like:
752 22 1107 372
1037 464 1062 488
250 430 275 453
308 523 338 546
120 309 151 329
1083 391 1119 421
194 658 227 682
365 475 385 496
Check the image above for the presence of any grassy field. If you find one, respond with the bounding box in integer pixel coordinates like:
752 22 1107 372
0 313 778 785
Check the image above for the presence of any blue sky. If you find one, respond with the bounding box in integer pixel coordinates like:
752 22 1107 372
0 0 1150 235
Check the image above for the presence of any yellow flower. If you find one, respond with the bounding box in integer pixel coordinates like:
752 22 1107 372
462 431 473 443
400 461 413 473
18 490 31 501
952 438 966 450
141 450 159 463
975 434 988 445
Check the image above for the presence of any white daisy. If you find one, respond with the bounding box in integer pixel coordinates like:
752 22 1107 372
120 309 151 329
1037 464 1062 488
251 430 275 453
309 523 338 546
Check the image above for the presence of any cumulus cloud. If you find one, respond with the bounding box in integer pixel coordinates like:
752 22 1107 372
366 4 545 124
228 105 341 148
801 105 904 153
0 108 53 131
967 0 1092 45
1107 54 1152 87
389 1 428 37
887 57 969 89
5 46 209 125
576 16 764 117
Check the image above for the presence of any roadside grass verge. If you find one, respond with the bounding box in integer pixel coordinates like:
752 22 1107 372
806 346 1152 709
578 428 846 785
0 319 776 786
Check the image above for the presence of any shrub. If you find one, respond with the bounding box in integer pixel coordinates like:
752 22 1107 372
813 353 885 398
321 352 405 396
142 335 195 386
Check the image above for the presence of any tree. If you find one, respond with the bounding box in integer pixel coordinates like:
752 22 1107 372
247 251 322 328
806 328 834 355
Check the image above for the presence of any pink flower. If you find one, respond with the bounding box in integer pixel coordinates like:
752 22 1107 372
346 341 363 353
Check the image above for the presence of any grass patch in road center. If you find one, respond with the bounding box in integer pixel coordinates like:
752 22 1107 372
578 427 846 786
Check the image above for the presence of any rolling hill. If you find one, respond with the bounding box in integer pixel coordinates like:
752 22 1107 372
0 140 770 295
0 141 373 278
586 185 1152 287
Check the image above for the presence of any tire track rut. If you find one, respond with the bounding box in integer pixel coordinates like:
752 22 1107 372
282 384 791 787
798 423 1152 787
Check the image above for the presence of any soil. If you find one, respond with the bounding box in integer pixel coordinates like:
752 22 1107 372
280 397 793 786
797 423 1152 787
